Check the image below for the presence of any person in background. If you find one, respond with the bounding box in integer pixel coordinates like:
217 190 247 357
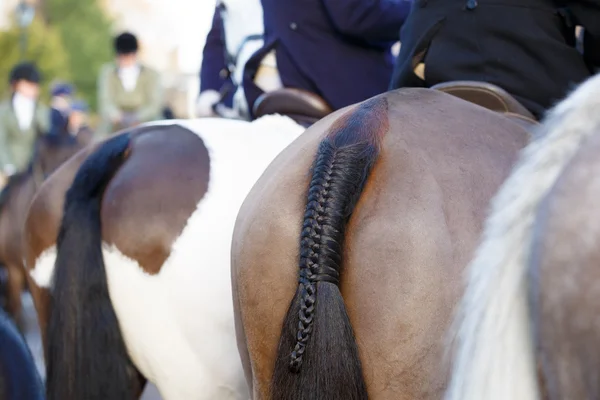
0 62 50 178
197 0 265 119
97 32 163 137
197 4 234 117
390 0 600 119
68 100 94 145
49 81 74 136
242 0 413 118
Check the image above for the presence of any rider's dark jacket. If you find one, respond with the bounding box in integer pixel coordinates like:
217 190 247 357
200 6 234 107
242 0 412 118
389 0 600 119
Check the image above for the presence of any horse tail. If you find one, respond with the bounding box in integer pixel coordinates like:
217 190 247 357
271 97 389 399
46 133 133 400
0 309 44 399
445 75 600 400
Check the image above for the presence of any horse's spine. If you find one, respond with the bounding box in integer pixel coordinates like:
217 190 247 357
270 97 389 399
46 133 133 400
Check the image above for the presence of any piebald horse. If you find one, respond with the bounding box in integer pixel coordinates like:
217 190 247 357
445 74 600 398
23 115 304 399
0 130 90 328
0 307 44 400
231 88 530 399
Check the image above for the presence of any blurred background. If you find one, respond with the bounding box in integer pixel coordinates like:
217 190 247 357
0 0 215 122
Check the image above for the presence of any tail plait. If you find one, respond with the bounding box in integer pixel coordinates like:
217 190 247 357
271 97 389 400
46 133 133 400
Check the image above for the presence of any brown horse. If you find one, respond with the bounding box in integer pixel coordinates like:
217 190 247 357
22 116 305 399
0 129 91 329
230 87 530 399
445 73 600 399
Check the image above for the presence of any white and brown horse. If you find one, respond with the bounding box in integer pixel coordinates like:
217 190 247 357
23 115 304 399
230 87 531 399
445 75 600 399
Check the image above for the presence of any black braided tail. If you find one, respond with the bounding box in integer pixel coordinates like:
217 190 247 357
271 96 388 400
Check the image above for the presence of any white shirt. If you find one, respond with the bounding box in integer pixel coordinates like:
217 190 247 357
118 64 141 92
12 92 35 131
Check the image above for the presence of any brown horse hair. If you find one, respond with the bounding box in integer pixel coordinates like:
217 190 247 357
46 133 136 400
270 96 389 399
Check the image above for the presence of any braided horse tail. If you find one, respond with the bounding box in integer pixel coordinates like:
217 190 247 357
271 97 389 399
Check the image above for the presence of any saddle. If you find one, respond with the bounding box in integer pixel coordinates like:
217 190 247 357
252 88 333 127
431 81 539 128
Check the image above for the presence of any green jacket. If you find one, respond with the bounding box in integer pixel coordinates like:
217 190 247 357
97 62 163 137
0 98 50 174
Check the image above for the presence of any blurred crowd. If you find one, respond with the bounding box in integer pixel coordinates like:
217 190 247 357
0 32 166 179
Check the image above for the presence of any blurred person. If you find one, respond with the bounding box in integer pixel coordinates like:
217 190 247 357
97 32 163 137
49 81 74 137
68 100 94 144
197 0 264 119
0 62 50 178
390 0 600 119
242 0 413 118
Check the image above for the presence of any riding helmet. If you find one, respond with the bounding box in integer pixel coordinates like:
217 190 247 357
9 62 41 84
114 32 139 55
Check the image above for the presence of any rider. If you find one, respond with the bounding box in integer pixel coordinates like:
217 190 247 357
0 62 50 177
97 32 163 137
49 81 74 136
68 100 94 145
242 0 413 119
197 0 264 119
197 4 234 117
389 0 600 119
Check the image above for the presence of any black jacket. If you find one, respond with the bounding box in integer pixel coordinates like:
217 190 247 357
390 0 600 118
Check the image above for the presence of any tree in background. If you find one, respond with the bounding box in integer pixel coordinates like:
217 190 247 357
46 0 114 111
0 16 70 100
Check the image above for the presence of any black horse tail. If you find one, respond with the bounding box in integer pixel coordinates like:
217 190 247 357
271 97 389 399
46 133 133 400
0 308 44 399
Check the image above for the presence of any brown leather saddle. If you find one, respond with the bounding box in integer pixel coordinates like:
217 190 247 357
431 80 539 129
253 81 538 130
252 88 333 127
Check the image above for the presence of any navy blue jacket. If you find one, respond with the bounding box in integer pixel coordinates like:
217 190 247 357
390 0 600 119
243 0 412 117
200 6 234 107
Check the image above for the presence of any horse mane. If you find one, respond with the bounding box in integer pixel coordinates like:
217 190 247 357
445 74 600 400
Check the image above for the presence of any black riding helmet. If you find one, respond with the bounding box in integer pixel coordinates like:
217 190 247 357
114 32 138 55
9 62 41 84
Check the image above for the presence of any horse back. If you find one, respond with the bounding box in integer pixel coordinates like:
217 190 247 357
231 88 529 398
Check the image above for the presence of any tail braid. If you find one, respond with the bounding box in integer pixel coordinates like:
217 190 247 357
289 138 373 372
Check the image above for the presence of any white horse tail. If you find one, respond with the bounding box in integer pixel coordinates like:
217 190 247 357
445 73 600 400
